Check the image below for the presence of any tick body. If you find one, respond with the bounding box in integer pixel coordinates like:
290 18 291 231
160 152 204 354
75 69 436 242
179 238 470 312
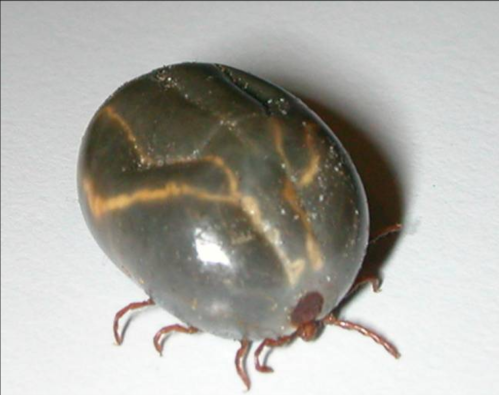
78 62 399 389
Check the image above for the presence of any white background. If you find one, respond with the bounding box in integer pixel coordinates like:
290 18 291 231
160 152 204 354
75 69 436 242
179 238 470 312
2 2 499 395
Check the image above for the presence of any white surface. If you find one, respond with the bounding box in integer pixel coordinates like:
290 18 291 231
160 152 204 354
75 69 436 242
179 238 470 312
2 2 499 395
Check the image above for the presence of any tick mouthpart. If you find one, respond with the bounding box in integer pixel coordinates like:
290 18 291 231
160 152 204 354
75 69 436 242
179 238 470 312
296 320 322 342
290 291 325 342
290 291 324 326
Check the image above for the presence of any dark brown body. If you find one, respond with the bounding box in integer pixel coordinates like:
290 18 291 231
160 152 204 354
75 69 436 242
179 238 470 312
78 63 369 341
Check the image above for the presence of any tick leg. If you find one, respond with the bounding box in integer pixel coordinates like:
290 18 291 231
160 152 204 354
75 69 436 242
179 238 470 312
153 324 199 356
369 224 402 246
347 275 382 298
235 339 252 390
254 334 296 373
346 224 402 298
323 314 400 359
113 298 155 345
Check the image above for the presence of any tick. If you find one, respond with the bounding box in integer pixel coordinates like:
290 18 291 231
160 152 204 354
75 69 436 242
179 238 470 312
78 62 401 389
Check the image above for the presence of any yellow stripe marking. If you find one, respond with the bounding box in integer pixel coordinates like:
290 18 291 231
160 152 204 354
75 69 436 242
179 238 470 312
101 107 155 166
270 118 320 187
298 122 320 187
283 179 323 271
271 118 292 171
83 179 236 219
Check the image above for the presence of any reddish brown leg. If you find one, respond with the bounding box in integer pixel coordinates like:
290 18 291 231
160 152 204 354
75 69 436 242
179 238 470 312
347 224 402 298
113 298 155 345
153 324 199 356
347 275 381 298
369 224 402 246
254 333 296 373
323 314 400 358
235 339 252 390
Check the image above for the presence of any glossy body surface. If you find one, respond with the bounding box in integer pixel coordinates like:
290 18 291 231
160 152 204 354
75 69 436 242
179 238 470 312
78 63 369 341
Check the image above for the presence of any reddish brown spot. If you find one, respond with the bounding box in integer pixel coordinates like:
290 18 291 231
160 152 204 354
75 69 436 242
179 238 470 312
290 291 324 326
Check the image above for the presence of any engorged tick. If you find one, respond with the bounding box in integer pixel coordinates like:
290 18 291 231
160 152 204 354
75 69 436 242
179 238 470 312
77 62 401 390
